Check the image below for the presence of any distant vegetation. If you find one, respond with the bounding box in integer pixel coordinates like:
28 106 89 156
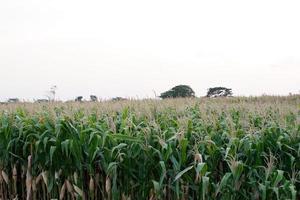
4 84 300 103
206 87 233 98
7 98 19 103
35 99 49 103
2 84 300 103
90 95 98 102
160 85 195 99
75 96 83 102
112 97 127 101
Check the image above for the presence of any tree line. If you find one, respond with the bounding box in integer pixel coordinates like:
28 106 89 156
73 85 232 102
2 85 232 103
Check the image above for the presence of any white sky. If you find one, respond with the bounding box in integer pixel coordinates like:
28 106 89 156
1 0 300 101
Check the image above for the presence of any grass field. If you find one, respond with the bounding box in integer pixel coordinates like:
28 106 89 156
0 96 299 199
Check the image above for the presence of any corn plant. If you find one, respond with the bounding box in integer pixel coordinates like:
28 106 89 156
0 96 299 199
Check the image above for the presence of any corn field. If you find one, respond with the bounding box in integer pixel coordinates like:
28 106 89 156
0 96 299 199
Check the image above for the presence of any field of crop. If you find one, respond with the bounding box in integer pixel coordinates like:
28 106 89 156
0 96 299 200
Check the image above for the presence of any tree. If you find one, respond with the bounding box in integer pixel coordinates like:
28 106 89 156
8 98 19 103
90 95 98 102
75 96 83 102
112 97 127 101
35 99 49 103
206 87 233 98
160 85 195 99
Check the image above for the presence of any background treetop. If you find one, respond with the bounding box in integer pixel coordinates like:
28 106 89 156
160 85 195 99
206 87 233 98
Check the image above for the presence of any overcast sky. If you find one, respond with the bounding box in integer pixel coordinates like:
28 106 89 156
1 0 300 101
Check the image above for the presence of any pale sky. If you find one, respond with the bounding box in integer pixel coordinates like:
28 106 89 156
1 0 300 101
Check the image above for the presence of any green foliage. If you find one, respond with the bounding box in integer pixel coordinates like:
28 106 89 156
75 96 83 102
111 97 127 101
90 95 98 102
160 85 195 99
0 99 299 199
206 87 233 97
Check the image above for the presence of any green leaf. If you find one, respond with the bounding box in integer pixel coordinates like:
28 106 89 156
174 165 193 182
152 180 160 192
195 163 207 176
202 176 210 200
88 132 96 144
290 185 296 200
107 162 118 175
273 170 284 186
272 187 279 200
180 138 188 164
43 137 48 150
49 146 56 164
91 147 100 161
216 173 231 195
259 183 266 200
109 134 142 143
159 161 166 186
61 139 70 156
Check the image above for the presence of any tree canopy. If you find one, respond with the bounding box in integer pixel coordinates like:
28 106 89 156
112 97 127 101
160 85 195 99
90 95 98 102
75 96 83 102
206 87 233 98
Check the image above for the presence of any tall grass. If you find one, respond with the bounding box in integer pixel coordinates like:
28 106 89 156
0 96 299 199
